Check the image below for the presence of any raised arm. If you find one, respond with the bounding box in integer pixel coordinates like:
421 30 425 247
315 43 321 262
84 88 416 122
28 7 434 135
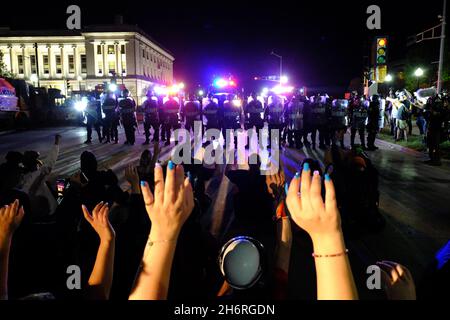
82 202 116 300
0 200 25 300
286 163 358 300
44 134 61 171
129 161 194 300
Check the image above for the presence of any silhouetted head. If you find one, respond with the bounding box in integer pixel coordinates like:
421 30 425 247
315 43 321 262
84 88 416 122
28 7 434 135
80 151 97 178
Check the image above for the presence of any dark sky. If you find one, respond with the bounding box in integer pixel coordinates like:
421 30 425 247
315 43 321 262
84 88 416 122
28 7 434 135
1 0 444 94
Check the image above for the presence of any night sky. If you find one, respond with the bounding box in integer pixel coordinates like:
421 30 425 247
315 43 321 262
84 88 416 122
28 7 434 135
1 0 444 94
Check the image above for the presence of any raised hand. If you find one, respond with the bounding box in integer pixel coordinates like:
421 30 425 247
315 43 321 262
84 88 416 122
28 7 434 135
140 161 194 241
0 200 25 240
286 163 341 241
82 202 115 243
265 166 286 201
377 261 416 300
286 163 358 300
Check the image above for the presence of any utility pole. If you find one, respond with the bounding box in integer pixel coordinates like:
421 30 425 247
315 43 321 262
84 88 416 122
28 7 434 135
438 0 447 93
271 51 283 85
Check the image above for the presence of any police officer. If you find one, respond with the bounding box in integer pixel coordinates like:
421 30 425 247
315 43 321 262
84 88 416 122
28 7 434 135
119 89 137 145
101 90 118 144
350 96 368 149
203 93 221 131
162 94 181 146
142 91 160 145
310 94 328 149
244 92 265 132
330 99 348 149
424 95 445 166
182 93 202 134
367 95 381 151
222 94 244 148
84 94 103 144
265 94 286 148
284 92 305 149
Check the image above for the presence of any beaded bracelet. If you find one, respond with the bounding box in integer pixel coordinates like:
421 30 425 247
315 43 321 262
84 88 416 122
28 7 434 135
147 239 177 247
312 249 349 258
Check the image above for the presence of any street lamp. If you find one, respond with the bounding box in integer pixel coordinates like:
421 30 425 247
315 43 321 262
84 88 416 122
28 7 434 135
414 68 424 89
280 75 288 84
271 50 283 85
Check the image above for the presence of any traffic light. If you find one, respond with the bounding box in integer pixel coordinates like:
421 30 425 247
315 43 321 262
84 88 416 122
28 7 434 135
66 79 71 91
376 37 388 65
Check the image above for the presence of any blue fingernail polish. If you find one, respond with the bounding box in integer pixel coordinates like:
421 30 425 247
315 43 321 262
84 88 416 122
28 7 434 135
294 171 300 179
303 163 310 172
325 174 331 182
168 160 175 170
140 181 146 187
187 171 192 182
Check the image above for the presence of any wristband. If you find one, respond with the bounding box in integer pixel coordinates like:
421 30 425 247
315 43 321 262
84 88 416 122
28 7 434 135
312 249 349 258
147 239 177 247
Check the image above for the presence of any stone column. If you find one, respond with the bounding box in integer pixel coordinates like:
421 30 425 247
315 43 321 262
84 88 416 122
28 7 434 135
60 44 65 77
102 42 107 76
47 44 52 77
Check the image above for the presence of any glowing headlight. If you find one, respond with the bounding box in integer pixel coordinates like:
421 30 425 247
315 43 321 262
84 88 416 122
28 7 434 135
74 98 88 112
232 99 242 107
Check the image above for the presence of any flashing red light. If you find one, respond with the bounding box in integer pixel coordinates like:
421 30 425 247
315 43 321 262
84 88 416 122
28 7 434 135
229 80 236 87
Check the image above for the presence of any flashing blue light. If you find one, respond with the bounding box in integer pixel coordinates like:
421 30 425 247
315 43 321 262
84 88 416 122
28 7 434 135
214 78 228 88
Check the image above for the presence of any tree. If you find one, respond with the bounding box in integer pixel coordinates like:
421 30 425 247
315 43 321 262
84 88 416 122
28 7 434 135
0 51 14 78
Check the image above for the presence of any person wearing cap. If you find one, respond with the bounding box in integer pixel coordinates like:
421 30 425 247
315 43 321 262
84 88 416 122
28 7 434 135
101 90 119 144
118 89 137 146
182 93 202 135
142 91 160 145
162 94 181 146
21 135 61 217
84 94 103 145
367 95 381 151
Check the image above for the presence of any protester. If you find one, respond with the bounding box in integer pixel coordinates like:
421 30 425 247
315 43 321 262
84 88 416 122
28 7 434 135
0 200 25 300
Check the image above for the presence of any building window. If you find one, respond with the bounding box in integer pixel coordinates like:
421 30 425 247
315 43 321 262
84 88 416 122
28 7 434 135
43 55 49 74
108 61 115 74
107 45 115 55
98 60 103 74
55 55 62 74
68 55 75 74
121 45 125 54
142 49 145 58
30 55 37 74
97 45 102 55
17 55 24 74
81 54 87 73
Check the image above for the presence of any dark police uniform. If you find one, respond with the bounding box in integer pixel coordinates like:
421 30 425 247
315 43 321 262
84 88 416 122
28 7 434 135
265 97 286 147
350 100 368 148
182 99 202 133
119 96 137 145
85 97 103 143
331 99 348 148
244 98 265 131
143 96 160 143
102 93 118 143
367 97 381 150
285 96 304 149
163 97 181 145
